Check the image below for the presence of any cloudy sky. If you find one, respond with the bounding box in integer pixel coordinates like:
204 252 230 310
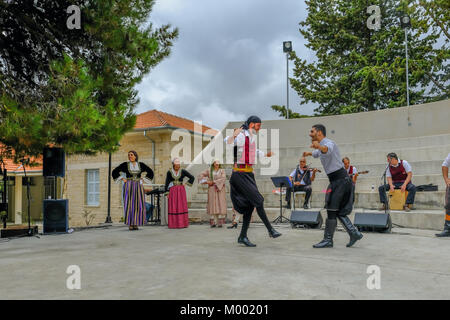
135 0 317 130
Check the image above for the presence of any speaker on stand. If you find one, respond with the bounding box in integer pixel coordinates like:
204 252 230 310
43 148 68 234
43 147 65 177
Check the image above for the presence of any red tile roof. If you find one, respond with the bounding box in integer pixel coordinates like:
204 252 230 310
0 145 43 173
135 110 218 136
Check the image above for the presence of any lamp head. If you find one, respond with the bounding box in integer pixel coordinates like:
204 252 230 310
283 41 292 53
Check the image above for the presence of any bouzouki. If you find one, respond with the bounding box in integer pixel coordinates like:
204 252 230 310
349 170 369 177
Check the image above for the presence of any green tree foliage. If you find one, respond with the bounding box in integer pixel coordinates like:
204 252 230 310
0 0 178 160
270 105 311 119
287 0 448 116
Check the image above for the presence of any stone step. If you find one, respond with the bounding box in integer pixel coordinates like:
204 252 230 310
188 142 450 181
249 174 446 193
193 174 446 196
279 133 450 155
251 159 446 177
187 207 446 231
188 207 298 224
272 152 450 171
188 190 446 210
218 137 450 166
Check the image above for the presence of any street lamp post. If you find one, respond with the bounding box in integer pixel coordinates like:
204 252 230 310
400 14 411 106
106 143 121 224
283 41 292 119
105 151 112 224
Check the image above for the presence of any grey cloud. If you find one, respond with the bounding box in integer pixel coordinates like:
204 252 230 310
136 0 317 130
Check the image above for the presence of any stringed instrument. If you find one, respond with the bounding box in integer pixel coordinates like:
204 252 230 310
304 164 322 173
349 170 369 177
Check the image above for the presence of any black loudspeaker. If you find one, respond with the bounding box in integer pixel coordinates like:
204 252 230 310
43 147 65 177
290 210 323 229
43 199 68 234
353 212 392 233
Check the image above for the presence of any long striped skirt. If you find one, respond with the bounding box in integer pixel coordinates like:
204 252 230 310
123 180 146 226
168 185 189 229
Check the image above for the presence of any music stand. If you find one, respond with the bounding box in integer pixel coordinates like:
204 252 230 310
271 176 292 223
145 188 164 225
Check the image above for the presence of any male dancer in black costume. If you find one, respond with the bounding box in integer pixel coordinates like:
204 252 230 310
226 116 281 247
303 124 363 248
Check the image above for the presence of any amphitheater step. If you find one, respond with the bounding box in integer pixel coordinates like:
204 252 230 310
188 190 446 210
187 207 446 231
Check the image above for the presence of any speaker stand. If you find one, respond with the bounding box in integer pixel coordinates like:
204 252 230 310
1 160 7 229
21 160 40 239
381 162 391 215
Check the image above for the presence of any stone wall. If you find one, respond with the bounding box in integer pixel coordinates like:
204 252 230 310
186 100 450 214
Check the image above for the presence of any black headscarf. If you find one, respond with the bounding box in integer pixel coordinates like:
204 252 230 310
241 115 261 130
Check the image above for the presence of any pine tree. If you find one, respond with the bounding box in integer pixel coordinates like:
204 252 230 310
0 0 178 160
286 0 448 116
270 105 311 119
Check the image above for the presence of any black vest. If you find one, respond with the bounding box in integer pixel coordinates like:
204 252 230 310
294 166 311 186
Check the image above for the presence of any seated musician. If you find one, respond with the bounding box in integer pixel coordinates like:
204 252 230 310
144 187 155 223
343 157 358 204
285 157 317 209
145 202 154 223
378 152 416 211
342 157 358 184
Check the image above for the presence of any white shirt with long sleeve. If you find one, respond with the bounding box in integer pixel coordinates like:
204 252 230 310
224 130 264 164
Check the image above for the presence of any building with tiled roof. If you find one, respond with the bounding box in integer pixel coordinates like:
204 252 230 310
66 109 219 226
0 156 43 174
1 109 219 227
134 109 218 135
0 145 46 225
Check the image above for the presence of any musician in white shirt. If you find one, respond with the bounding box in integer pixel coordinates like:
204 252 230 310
436 153 450 237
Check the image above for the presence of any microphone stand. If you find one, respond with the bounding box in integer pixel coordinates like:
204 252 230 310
21 159 39 238
1 159 7 229
381 162 391 214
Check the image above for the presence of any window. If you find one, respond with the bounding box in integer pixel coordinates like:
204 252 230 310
86 169 100 206
44 177 56 199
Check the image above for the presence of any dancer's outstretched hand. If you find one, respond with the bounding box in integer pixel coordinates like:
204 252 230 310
310 141 321 149
233 127 243 137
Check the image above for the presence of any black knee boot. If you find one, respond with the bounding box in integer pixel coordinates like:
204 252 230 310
238 212 256 247
338 215 363 247
436 221 450 237
256 206 281 238
313 219 336 248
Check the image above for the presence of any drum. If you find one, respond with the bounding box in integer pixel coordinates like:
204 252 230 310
389 189 408 210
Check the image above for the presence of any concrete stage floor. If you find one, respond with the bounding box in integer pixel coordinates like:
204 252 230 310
1 223 449 300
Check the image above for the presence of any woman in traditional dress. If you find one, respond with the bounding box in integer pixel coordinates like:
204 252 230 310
198 159 227 228
112 151 154 230
165 158 195 229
